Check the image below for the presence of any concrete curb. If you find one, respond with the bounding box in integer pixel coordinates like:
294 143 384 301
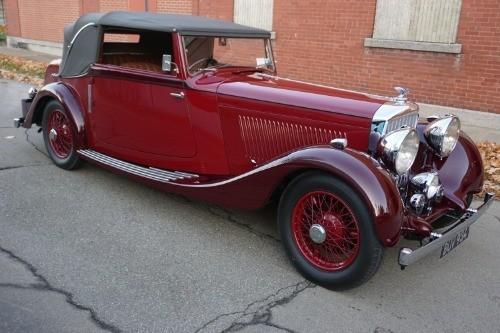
419 103 500 143
6 36 62 57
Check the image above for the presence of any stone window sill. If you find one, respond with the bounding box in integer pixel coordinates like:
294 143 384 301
364 38 462 54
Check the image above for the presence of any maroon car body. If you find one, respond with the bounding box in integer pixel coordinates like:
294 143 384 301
15 12 493 289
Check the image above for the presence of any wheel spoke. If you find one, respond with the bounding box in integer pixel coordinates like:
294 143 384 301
291 191 360 271
46 110 73 159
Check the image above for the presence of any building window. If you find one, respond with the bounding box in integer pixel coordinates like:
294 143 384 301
234 0 274 32
0 0 5 25
365 0 463 54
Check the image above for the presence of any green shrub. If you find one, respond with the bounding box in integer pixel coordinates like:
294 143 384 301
0 25 5 40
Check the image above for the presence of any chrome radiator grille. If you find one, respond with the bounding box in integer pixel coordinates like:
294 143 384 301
384 112 419 134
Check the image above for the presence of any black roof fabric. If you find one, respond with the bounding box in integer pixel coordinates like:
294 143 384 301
58 11 270 78
77 11 270 37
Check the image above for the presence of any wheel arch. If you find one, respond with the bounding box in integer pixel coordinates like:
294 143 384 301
269 148 404 247
25 82 86 148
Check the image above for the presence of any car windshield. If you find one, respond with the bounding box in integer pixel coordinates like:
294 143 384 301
183 36 275 74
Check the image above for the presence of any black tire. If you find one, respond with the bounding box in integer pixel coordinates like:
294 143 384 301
278 171 384 290
42 100 81 170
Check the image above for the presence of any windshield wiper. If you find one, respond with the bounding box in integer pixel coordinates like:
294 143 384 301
196 64 233 73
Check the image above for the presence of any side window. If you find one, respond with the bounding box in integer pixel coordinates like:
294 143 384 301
100 29 176 74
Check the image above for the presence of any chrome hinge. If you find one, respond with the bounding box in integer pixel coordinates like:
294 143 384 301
87 83 93 113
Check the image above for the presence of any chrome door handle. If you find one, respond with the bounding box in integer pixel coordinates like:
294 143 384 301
170 92 185 99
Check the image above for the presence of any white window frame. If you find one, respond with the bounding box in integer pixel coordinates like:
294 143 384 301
234 0 275 39
365 0 463 54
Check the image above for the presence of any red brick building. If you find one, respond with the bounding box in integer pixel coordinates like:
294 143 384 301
3 0 499 113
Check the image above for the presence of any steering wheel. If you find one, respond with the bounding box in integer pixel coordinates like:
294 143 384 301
188 57 219 72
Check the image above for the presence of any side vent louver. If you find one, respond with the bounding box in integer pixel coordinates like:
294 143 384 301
238 115 346 164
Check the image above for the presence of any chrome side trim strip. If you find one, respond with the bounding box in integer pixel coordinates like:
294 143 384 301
78 147 348 190
79 148 291 189
398 193 495 268
77 149 198 183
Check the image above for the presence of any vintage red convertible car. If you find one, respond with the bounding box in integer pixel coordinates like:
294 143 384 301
15 12 493 289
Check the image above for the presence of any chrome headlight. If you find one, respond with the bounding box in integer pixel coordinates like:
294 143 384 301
411 172 443 200
379 128 420 175
424 116 460 157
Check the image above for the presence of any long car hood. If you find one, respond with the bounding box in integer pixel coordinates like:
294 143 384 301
217 73 387 119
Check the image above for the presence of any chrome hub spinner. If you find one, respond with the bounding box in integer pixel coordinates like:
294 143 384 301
49 128 58 141
309 224 326 244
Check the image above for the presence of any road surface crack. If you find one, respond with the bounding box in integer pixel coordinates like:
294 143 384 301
207 206 281 243
195 280 315 332
0 246 121 333
0 163 50 171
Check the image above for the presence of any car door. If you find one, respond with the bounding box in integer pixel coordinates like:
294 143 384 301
88 29 197 159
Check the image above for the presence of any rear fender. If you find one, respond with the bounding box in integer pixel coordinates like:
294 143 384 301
23 82 86 148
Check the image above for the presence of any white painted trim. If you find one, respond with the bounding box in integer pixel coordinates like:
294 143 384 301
6 36 63 56
364 38 462 54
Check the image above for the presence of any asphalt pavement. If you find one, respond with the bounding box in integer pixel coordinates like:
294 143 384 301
1 78 499 333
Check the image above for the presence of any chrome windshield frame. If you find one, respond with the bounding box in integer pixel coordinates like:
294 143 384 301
182 35 276 76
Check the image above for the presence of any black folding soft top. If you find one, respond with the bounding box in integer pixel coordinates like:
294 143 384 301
59 11 271 77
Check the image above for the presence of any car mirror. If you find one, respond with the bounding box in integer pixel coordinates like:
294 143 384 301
256 57 272 68
162 54 179 73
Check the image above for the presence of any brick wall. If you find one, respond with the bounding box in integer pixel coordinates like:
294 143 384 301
198 0 233 21
16 0 80 42
156 0 192 14
100 0 128 12
3 0 21 36
272 0 500 113
3 0 499 113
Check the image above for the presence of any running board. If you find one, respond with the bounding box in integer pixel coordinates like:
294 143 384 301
77 149 199 183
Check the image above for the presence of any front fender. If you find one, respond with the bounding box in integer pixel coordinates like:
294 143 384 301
282 147 404 246
23 82 86 148
435 132 484 209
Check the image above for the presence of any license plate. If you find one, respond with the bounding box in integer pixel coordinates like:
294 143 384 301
440 227 470 258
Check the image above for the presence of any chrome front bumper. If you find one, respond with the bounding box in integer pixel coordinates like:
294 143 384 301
399 193 495 268
13 118 24 128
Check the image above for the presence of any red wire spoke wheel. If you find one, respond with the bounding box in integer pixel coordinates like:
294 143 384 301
291 191 360 271
42 100 81 170
47 109 73 159
278 172 383 290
